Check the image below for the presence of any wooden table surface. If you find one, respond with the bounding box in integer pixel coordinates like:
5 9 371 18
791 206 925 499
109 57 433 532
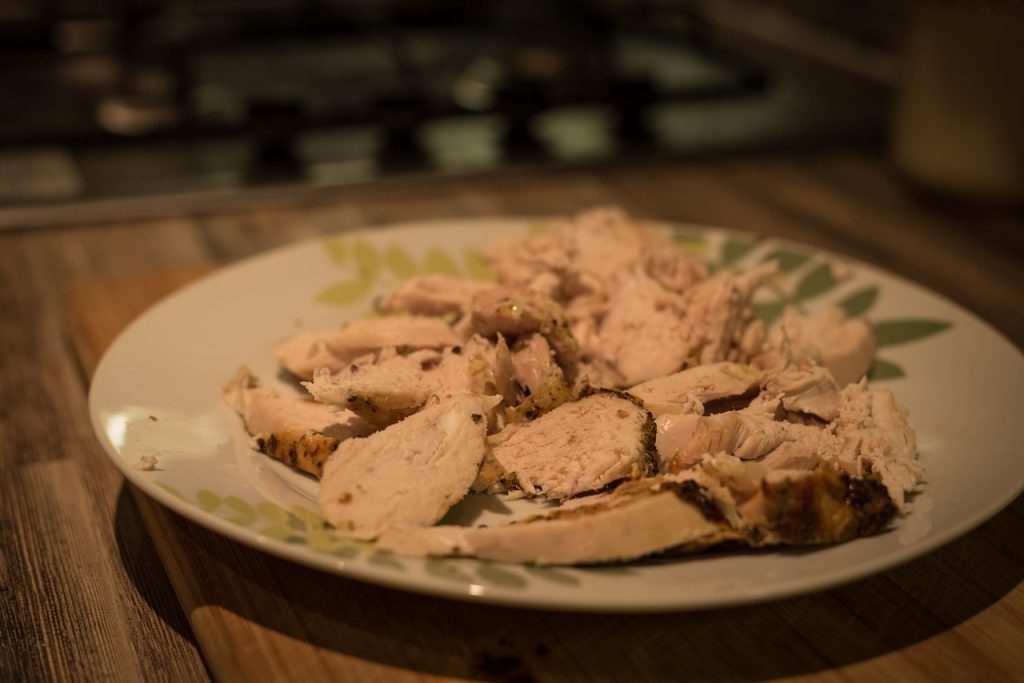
2 149 1023 682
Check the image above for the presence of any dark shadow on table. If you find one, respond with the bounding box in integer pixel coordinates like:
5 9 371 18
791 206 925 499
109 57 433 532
113 483 1023 682
113 485 204 644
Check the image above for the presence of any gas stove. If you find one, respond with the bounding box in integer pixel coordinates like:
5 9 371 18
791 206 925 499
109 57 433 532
0 1 896 226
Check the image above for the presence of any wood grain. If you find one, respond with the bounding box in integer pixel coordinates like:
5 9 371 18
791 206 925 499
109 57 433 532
4 149 1022 681
0 268 210 678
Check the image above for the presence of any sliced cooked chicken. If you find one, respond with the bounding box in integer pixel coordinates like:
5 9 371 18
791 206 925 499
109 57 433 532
759 361 840 421
766 442 838 472
509 333 572 420
377 274 498 316
479 389 657 499
597 271 691 385
222 367 372 476
378 459 896 564
274 315 460 379
629 362 763 417
483 208 709 385
657 371 921 510
319 394 500 539
271 330 344 381
672 453 895 546
467 287 579 381
484 206 706 299
377 475 732 564
303 335 512 429
833 380 920 510
759 307 876 387
676 263 776 368
667 411 791 471
573 263 773 388
304 349 466 428
468 334 519 406
653 412 701 471
510 333 559 397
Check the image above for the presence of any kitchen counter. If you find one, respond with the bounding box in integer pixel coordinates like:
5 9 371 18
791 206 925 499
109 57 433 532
2 148 1022 681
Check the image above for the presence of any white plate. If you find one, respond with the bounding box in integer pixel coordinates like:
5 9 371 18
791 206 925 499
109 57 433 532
89 218 1024 612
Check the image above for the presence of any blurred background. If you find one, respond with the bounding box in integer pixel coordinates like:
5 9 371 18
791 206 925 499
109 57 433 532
0 0 1020 229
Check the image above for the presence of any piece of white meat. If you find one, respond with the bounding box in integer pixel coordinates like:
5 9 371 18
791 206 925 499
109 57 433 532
478 389 657 499
629 362 763 417
377 475 730 564
273 315 461 379
318 394 500 539
222 367 372 476
757 307 876 387
303 334 513 429
377 274 498 316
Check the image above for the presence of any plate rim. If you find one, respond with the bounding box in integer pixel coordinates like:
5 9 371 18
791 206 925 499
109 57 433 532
88 216 1024 612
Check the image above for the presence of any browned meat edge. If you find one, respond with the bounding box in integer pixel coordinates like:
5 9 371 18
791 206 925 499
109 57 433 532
755 467 896 546
576 383 660 478
254 431 338 478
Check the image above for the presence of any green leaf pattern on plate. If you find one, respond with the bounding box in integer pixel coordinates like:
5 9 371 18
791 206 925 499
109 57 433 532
384 244 418 279
524 566 580 586
671 229 707 255
423 248 460 276
316 237 495 304
526 220 548 235
753 301 787 326
315 279 374 306
867 358 906 381
223 495 257 526
793 263 838 302
171 487 365 556
158 483 566 586
426 558 475 583
720 238 757 267
368 551 406 569
477 562 529 588
839 286 879 318
874 320 952 347
156 482 184 500
703 238 949 380
196 489 221 511
462 248 494 280
322 237 348 264
762 249 810 273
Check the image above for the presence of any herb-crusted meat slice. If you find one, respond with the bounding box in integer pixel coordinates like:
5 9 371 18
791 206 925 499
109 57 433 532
758 360 841 421
756 307 876 387
222 368 372 477
467 287 580 382
832 381 920 510
690 454 896 547
629 362 763 416
318 394 500 539
379 459 897 564
744 467 895 546
274 315 460 379
480 389 657 499
657 369 921 511
305 348 470 428
377 476 731 565
508 333 572 421
303 336 511 429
